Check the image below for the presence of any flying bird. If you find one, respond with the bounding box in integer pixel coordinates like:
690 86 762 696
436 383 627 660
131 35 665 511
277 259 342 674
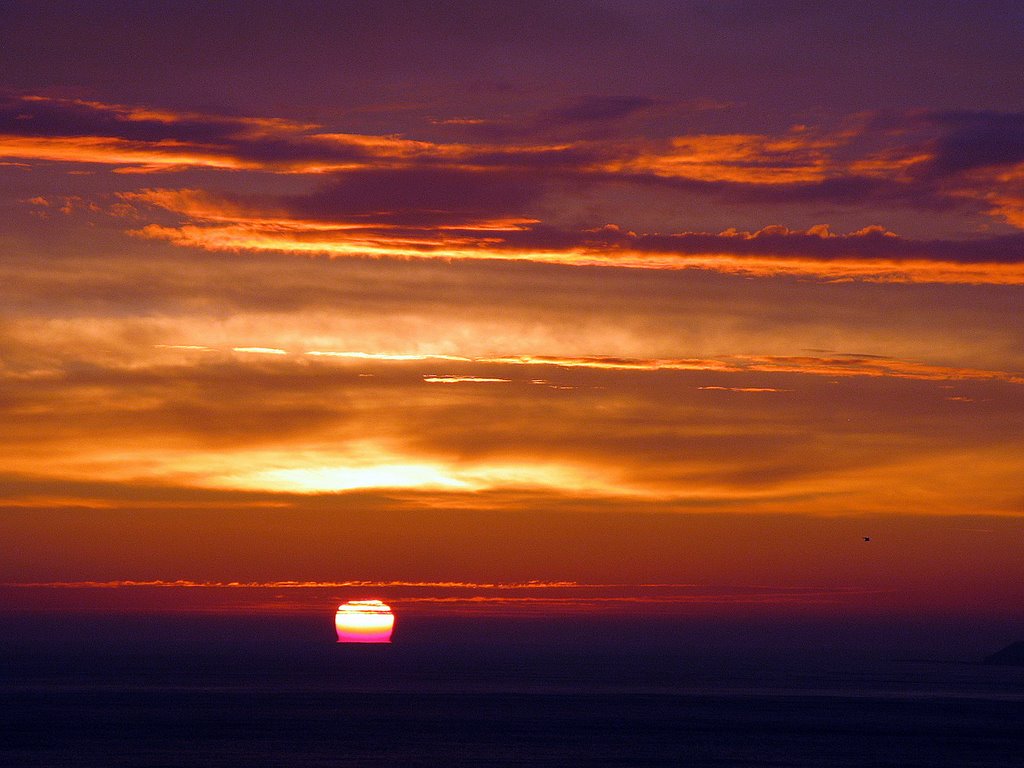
862 536 872 542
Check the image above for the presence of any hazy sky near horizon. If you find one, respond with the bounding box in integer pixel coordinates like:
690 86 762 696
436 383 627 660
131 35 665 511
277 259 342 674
2 1 1023 619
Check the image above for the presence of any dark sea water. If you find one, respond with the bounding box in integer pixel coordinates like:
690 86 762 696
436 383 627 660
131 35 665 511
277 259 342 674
3 613 1024 767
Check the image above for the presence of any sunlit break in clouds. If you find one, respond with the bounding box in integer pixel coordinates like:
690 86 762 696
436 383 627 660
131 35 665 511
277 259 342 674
335 600 395 643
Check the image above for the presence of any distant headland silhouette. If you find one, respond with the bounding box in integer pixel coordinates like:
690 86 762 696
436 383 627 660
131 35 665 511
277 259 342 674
983 641 1024 666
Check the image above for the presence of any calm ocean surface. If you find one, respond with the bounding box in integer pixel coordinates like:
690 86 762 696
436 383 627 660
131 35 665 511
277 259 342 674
3 613 1024 767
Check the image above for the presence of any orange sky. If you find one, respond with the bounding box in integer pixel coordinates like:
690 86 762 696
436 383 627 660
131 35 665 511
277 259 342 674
2 4 1023 623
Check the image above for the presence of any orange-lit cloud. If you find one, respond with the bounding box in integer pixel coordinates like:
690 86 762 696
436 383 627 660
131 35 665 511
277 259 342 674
6 94 1024 234
697 386 790 393
423 375 512 384
135 222 1024 285
115 187 1024 284
7 93 1024 331
603 129 847 184
407 352 1023 386
232 346 288 355
1 579 892 614
2 336 1021 520
0 579 632 590
0 134 255 171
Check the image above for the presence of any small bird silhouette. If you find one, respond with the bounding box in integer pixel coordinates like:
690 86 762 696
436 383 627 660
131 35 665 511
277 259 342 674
862 536 872 542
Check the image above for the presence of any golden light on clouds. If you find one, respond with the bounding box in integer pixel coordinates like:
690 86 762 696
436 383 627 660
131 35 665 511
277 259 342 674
125 217 1024 285
247 463 474 493
604 131 843 184
193 450 630 498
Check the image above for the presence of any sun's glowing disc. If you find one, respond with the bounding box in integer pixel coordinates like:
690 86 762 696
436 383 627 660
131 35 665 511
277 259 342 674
335 599 395 643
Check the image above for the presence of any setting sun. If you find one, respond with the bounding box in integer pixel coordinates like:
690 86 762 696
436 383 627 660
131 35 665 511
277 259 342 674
335 600 395 643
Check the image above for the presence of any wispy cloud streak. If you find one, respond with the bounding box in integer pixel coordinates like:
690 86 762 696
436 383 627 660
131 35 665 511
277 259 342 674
6 94 1024 228
1 580 887 611
293 350 1023 385
8 94 1024 285
117 188 1024 283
